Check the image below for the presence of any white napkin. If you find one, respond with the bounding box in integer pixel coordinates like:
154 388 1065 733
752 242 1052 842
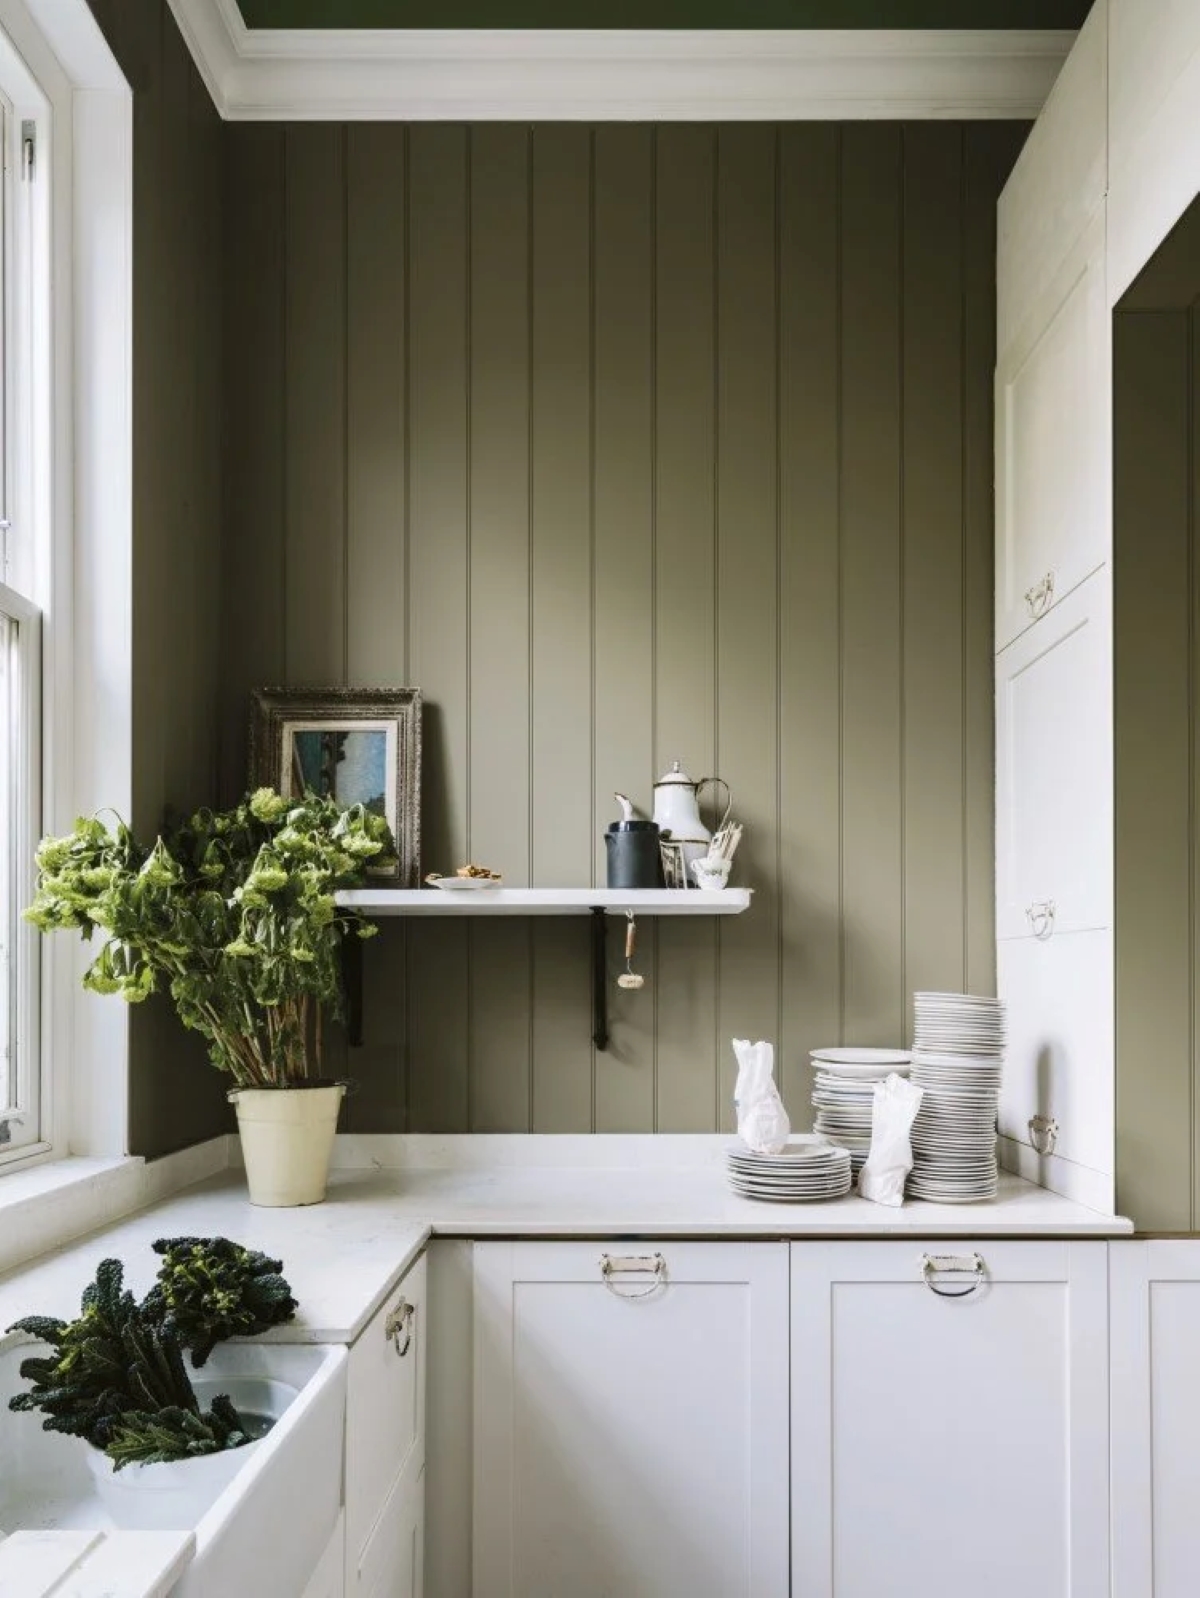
858 1073 924 1207
732 1039 790 1155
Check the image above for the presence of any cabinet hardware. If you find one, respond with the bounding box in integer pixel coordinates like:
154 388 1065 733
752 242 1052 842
1025 899 1056 940
599 1252 667 1299
1028 1114 1059 1156
384 1296 415 1356
919 1252 986 1299
1024 571 1055 618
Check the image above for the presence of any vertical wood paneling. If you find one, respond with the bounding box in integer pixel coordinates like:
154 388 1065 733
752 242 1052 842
591 126 657 1129
468 126 533 1130
221 125 287 802
1193 308 1200 1227
346 125 408 1129
284 126 347 685
902 125 966 1001
778 124 841 1125
530 126 594 1131
219 122 1018 1140
716 126 780 1131
840 126 905 1046
653 126 719 1131
406 126 471 1130
1113 311 1194 1229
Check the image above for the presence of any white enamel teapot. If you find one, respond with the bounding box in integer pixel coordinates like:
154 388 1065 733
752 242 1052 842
651 762 731 876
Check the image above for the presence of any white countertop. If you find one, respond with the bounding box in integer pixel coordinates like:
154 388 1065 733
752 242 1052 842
0 1140 1131 1347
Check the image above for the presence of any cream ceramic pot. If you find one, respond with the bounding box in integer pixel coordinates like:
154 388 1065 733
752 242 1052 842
652 762 723 875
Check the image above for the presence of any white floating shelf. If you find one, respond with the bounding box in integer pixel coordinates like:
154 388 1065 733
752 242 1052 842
336 887 752 917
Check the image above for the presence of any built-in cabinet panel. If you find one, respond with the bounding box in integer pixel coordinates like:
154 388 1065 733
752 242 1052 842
1111 1242 1200 1598
302 1515 346 1598
997 929 1113 1207
996 570 1112 940
995 0 1106 356
1108 0 1200 303
995 214 1110 651
472 1241 789 1598
221 123 1021 1136
791 1241 1110 1598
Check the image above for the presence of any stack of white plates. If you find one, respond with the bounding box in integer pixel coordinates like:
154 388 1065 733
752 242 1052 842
907 993 1006 1204
810 1047 912 1173
726 1135 853 1202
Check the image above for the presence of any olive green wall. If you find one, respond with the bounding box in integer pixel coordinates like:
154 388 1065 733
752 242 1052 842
86 0 230 1156
221 122 1022 1134
1114 254 1200 1229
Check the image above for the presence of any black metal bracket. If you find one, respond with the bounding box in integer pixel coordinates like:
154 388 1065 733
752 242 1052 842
591 907 609 1051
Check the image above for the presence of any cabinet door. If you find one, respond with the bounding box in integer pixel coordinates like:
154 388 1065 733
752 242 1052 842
346 1253 427 1596
995 209 1110 652
791 1241 1109 1598
997 928 1114 1211
996 567 1112 940
360 1465 425 1598
1112 1241 1200 1598
473 1241 789 1598
302 1514 346 1598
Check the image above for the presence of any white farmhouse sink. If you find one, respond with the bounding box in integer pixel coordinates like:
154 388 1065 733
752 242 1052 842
0 1336 347 1598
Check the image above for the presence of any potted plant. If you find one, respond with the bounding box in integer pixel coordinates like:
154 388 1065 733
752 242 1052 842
25 789 393 1205
8 1238 298 1526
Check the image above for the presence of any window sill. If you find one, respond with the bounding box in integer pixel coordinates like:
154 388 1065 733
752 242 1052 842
0 1139 231 1277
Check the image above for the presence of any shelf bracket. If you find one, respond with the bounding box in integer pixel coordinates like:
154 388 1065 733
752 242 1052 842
591 906 609 1052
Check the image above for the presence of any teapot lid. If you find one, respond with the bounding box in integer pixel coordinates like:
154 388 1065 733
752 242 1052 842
655 759 695 788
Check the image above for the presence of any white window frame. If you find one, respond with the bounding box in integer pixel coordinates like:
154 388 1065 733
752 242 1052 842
0 0 132 1176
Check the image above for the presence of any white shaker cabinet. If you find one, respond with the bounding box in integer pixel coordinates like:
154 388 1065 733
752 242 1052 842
472 1240 789 1598
1111 1242 1200 1598
995 568 1112 942
345 1253 427 1598
791 1241 1110 1598
302 1515 346 1598
995 208 1110 652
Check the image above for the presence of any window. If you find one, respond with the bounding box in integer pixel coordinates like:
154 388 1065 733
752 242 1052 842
0 45 48 1164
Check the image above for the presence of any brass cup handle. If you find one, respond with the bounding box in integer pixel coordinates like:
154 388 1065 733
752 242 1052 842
920 1252 986 1299
385 1297 415 1357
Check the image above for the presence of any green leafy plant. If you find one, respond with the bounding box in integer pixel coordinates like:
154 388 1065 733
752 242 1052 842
145 1236 298 1367
8 1238 298 1469
24 788 393 1089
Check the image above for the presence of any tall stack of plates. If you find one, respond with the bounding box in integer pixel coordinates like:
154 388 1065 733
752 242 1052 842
810 1048 913 1174
726 1135 853 1202
907 992 1006 1204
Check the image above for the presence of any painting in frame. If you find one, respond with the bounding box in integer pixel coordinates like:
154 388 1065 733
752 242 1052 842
248 687 422 886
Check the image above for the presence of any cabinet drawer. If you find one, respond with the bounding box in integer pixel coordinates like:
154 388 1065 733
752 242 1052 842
346 1253 427 1572
996 568 1112 939
995 209 1110 652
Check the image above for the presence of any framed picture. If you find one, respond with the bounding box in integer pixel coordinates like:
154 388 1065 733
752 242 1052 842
248 688 422 886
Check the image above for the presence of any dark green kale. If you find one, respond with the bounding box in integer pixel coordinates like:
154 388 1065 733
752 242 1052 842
146 1236 298 1367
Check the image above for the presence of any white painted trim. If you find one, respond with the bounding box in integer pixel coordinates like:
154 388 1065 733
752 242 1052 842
0 1134 230 1275
0 1 133 1166
164 10 1074 122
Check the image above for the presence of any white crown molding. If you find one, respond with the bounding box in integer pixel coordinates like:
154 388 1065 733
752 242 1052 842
165 5 1074 122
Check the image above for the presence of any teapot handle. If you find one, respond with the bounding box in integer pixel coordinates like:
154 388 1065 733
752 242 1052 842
697 777 732 833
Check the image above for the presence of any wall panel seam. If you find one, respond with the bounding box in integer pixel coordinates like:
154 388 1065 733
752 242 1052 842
402 124 412 1130
835 125 846 1047
465 125 475 1128
898 125 909 1046
588 125 598 1127
959 127 970 993
712 123 722 1123
341 124 350 689
773 123 785 1068
649 124 660 1130
280 128 289 681
1190 307 1197 1227
526 124 535 1131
